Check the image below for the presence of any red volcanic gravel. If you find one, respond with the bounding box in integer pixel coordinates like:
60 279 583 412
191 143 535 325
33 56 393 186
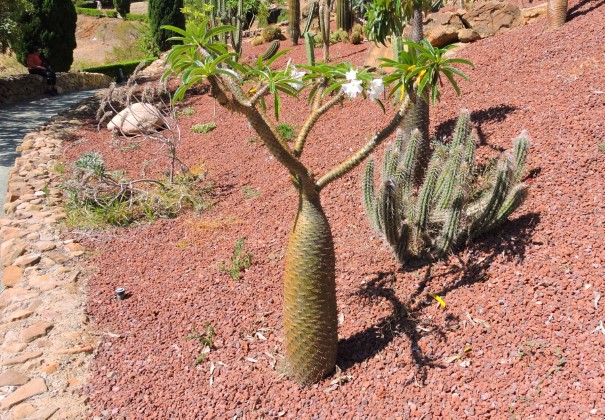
65 4 605 418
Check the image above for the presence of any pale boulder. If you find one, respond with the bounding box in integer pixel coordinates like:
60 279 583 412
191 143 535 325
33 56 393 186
107 102 165 135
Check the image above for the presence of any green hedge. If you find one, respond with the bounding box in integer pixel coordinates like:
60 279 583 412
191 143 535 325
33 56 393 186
125 13 147 22
75 7 118 17
83 58 157 80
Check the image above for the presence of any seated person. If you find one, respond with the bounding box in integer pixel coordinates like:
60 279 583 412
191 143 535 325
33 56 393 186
26 46 57 95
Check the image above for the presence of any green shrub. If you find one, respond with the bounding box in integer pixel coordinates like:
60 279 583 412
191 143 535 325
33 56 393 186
83 57 156 79
14 0 78 71
125 13 147 22
113 0 130 16
149 0 185 52
76 7 118 17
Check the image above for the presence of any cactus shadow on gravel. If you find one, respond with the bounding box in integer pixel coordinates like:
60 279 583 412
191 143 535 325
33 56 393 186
567 0 605 21
337 211 541 378
435 104 518 150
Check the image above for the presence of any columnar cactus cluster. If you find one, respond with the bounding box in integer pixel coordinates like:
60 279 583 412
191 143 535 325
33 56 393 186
363 110 530 265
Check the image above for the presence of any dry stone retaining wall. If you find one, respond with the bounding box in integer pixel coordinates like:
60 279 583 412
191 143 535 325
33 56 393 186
0 72 112 105
0 112 96 419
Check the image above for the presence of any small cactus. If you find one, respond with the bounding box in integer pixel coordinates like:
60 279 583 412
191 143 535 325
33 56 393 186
251 36 264 46
350 31 363 45
261 40 280 60
304 32 315 65
363 110 530 265
261 25 282 42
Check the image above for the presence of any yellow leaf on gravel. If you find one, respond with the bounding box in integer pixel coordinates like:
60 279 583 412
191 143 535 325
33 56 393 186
429 293 446 308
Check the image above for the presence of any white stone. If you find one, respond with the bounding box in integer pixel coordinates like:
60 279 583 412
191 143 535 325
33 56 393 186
107 102 165 135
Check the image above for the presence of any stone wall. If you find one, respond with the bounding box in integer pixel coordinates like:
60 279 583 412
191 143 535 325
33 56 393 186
0 72 112 105
0 107 97 419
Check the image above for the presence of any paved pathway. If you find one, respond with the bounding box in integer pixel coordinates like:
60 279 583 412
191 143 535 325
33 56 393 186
0 91 101 212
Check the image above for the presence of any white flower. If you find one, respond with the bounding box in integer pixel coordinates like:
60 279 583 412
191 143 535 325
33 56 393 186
288 66 305 90
342 79 363 99
345 69 358 81
368 78 385 100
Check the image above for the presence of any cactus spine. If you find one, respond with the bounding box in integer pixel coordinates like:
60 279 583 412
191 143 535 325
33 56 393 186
336 0 352 32
363 110 531 265
261 40 280 60
304 32 315 65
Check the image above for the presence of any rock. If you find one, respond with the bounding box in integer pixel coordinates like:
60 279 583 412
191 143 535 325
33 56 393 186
21 321 54 342
2 341 28 353
522 3 547 25
11 402 36 419
1 239 27 267
2 265 23 287
425 11 466 44
55 345 94 355
462 1 521 39
457 28 481 43
1 351 43 367
33 241 56 252
13 253 41 268
107 103 165 135
0 369 30 386
7 309 33 322
25 405 59 420
0 377 47 409
40 363 59 374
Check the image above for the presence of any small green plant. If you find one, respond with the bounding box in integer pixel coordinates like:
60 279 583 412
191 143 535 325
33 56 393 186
63 153 210 228
242 186 261 199
276 122 296 141
178 106 196 117
191 122 217 134
220 237 253 280
186 323 216 363
598 143 605 153
53 161 66 174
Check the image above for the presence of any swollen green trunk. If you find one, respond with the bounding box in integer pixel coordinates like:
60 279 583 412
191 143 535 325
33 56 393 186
283 193 338 386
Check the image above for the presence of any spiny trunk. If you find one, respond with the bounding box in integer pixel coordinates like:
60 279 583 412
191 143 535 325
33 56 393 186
399 5 430 187
547 0 568 28
283 192 338 386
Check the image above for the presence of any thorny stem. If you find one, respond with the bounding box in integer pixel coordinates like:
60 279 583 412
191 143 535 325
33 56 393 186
294 91 345 157
316 95 412 190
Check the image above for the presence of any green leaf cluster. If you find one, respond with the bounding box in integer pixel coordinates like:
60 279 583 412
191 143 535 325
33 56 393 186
380 39 473 105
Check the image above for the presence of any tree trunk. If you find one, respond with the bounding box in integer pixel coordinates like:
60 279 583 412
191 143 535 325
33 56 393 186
289 0 301 45
283 191 338 386
547 0 568 28
399 5 430 187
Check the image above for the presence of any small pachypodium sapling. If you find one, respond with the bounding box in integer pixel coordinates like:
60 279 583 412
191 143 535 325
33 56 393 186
162 22 470 385
363 109 530 266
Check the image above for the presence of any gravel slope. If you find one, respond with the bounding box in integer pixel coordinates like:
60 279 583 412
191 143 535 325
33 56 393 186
63 3 604 418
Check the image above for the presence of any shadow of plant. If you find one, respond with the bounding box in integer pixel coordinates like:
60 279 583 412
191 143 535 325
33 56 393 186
435 104 518 150
337 211 541 382
567 0 605 21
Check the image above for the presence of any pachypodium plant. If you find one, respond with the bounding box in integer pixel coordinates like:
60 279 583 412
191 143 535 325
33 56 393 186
363 110 530 265
162 22 469 385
